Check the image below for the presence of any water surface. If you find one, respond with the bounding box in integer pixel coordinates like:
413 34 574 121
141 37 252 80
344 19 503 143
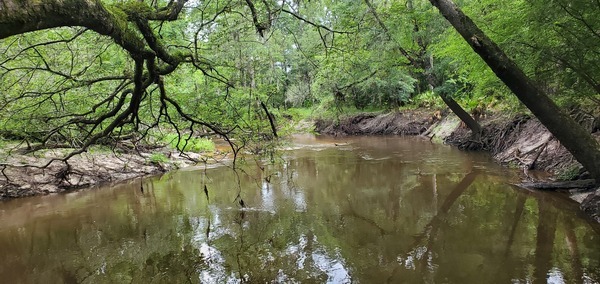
0 136 598 283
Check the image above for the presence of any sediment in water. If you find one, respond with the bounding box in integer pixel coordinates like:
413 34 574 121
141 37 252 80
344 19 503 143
315 110 600 222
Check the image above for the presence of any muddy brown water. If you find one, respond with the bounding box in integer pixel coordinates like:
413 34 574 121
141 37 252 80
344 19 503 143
0 135 599 283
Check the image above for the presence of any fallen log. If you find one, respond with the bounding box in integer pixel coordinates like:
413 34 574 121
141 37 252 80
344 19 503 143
518 179 597 191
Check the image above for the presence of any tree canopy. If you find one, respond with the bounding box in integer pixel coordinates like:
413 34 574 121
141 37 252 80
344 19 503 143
1 0 600 179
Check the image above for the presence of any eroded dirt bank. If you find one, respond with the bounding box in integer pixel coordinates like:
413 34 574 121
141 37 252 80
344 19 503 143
316 110 600 222
314 111 436 136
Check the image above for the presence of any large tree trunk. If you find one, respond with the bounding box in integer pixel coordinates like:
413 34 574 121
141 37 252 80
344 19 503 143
428 0 600 182
0 0 185 59
0 0 145 57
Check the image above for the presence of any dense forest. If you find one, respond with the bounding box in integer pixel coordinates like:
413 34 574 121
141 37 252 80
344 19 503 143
1 0 600 180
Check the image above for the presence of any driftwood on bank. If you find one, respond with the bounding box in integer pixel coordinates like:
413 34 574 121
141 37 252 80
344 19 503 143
518 179 597 191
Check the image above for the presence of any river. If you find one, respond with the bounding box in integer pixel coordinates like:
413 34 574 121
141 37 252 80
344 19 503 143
0 135 598 283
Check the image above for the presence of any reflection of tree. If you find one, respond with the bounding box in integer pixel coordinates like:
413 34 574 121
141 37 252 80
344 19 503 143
533 202 557 284
500 189 600 283
0 180 209 283
3 142 600 283
209 209 336 283
411 171 478 246
563 218 583 283
504 194 527 258
138 243 207 283
344 196 390 236
388 170 478 283
491 194 526 283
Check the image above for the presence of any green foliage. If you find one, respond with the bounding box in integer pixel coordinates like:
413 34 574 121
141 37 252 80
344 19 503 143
432 0 600 110
149 153 169 164
411 91 445 109
556 165 582 181
0 27 134 144
163 134 215 153
1 0 598 155
281 108 314 121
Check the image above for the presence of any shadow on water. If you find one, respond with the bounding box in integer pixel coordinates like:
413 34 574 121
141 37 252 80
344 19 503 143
0 136 598 283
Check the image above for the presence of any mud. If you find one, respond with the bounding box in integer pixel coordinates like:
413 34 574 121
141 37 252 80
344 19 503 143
315 110 600 223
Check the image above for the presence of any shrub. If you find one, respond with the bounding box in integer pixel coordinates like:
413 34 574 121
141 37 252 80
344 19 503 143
163 134 215 153
556 165 582 181
149 153 169 164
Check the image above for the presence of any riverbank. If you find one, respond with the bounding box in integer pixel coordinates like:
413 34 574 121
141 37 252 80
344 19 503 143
315 109 600 222
0 144 229 200
1 109 599 222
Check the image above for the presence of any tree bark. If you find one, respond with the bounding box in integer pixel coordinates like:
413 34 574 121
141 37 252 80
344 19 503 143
428 0 600 182
0 0 148 58
421 54 482 135
439 91 482 134
260 101 278 138
0 0 185 59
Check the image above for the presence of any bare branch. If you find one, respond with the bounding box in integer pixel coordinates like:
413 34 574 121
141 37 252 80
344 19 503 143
281 8 352 35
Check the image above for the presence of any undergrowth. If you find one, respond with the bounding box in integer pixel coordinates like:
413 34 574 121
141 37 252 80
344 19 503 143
149 153 169 163
163 134 215 153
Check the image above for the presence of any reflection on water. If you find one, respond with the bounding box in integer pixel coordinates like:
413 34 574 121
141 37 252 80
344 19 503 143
0 136 599 283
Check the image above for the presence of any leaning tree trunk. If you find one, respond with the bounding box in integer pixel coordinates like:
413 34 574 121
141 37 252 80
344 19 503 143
428 0 600 182
422 59 482 135
439 91 482 134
